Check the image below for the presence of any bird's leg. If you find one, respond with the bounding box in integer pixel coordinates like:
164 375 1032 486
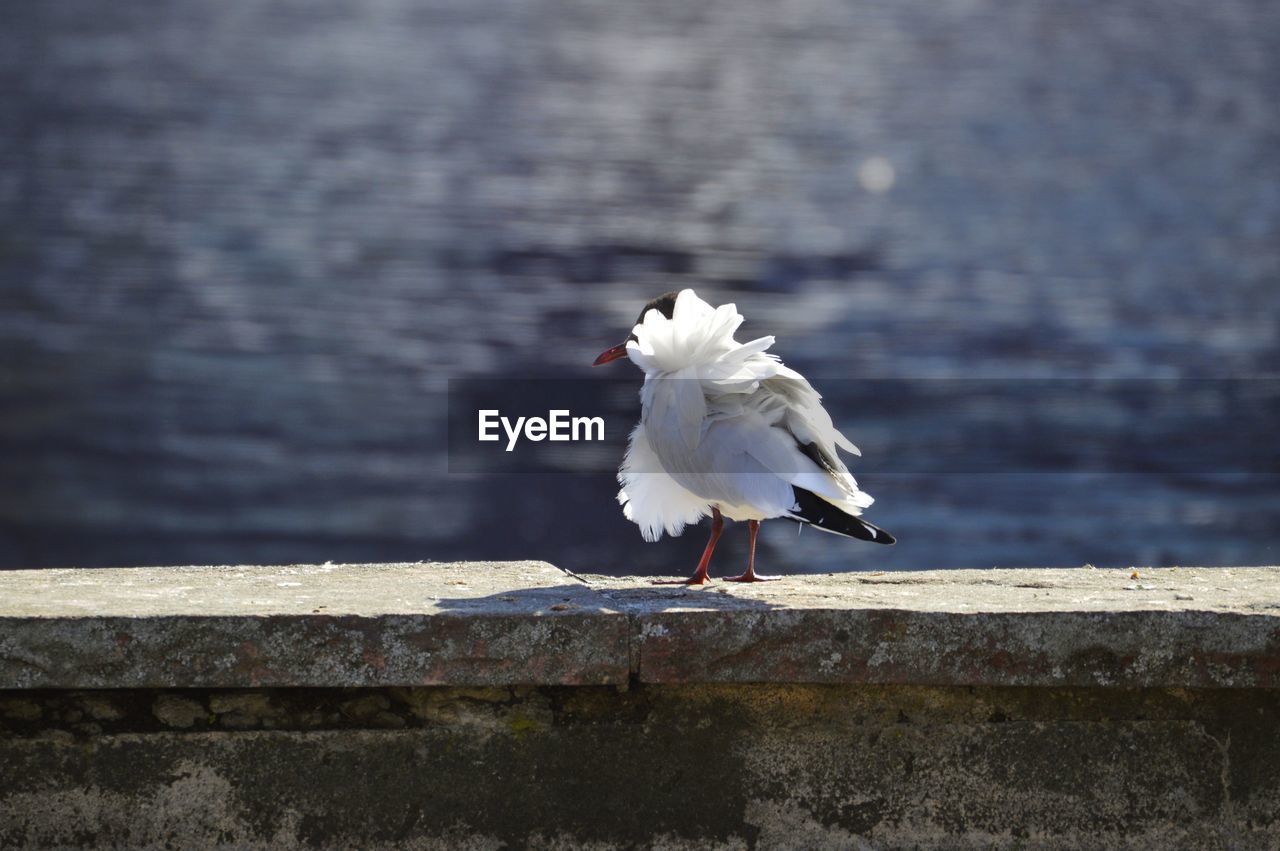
653 507 723 585
724 519 779 582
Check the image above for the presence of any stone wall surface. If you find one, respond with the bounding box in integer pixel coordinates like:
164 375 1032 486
2 562 1279 848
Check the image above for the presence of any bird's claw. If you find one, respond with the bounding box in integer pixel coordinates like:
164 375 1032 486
723 573 780 583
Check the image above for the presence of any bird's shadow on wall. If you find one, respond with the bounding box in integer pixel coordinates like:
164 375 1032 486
430 582 786 614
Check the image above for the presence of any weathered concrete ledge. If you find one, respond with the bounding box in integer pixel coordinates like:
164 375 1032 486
0 562 630 689
3 563 1279 849
2 562 1278 689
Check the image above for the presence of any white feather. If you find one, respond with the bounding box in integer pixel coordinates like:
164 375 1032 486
616 423 710 541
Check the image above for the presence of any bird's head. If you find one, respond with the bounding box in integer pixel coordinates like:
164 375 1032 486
591 291 680 367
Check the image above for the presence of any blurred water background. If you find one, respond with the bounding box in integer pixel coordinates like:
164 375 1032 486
2 0 1277 575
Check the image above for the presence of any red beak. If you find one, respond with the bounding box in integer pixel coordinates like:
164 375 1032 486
592 342 629 366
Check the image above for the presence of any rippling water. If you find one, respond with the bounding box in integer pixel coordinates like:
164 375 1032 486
2 0 1277 573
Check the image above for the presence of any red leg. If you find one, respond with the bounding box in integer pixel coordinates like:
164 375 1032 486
724 519 780 582
653 508 723 585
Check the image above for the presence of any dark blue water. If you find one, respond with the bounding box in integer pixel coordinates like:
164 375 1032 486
2 0 1277 574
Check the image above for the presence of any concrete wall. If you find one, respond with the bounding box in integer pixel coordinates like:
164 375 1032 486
3 562 1279 848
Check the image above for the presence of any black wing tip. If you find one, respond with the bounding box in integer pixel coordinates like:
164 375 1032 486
873 525 897 546
848 517 896 545
790 487 896 545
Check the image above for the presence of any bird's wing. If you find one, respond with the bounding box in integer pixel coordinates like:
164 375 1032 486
643 366 874 517
616 422 711 541
714 405 873 514
646 365 707 452
765 365 861 457
642 393 857 520
641 378 796 517
758 369 875 512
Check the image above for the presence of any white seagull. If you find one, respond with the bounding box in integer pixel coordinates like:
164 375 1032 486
594 289 894 584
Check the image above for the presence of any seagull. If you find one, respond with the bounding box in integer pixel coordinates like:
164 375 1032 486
593 288 894 584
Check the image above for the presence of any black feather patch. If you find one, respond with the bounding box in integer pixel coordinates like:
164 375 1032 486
789 487 896 545
797 440 842 477
635 291 680 325
626 291 682 343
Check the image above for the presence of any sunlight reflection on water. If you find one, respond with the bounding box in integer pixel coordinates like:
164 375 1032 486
1 0 1277 573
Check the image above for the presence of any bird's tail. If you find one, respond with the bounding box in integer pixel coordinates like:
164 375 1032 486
788 487 896 545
